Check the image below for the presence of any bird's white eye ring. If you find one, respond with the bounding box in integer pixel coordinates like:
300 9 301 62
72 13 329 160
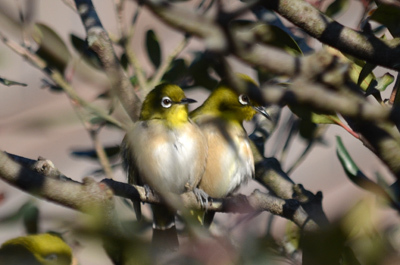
45 254 58 261
161 96 172 108
238 94 249 105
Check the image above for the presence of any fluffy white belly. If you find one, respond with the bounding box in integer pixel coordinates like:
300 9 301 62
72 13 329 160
132 121 204 194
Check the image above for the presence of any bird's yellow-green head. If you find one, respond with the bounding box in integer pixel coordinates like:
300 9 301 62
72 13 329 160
0 233 72 265
140 83 196 128
190 73 269 123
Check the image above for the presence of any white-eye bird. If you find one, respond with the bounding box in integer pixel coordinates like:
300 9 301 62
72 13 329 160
121 83 207 251
190 74 269 227
0 233 73 265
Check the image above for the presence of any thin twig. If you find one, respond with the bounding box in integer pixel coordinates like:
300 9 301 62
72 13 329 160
125 43 148 92
270 113 295 157
390 72 400 105
15 0 30 48
286 140 315 175
125 4 148 92
0 31 124 129
91 130 115 179
73 106 115 179
61 0 77 11
114 0 126 38
279 119 297 167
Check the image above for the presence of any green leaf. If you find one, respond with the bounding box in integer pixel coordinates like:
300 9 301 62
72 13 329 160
146 30 161 69
298 119 317 140
342 247 362 265
310 113 341 124
0 200 36 224
336 136 399 206
89 163 121 177
233 21 302 56
357 62 376 89
284 222 300 251
370 4 400 37
187 52 218 90
250 8 313 53
256 67 276 85
375 72 394 91
70 34 103 70
33 23 71 73
23 203 39 234
254 24 302 56
70 33 85 53
336 136 369 182
349 61 375 91
88 116 120 129
97 90 110 99
0 77 27 87
365 72 394 100
289 105 341 124
325 0 350 17
71 145 121 160
41 79 63 93
326 47 392 94
376 172 391 195
89 116 106 125
130 75 139 86
327 48 375 91
390 180 400 201
161 58 188 83
120 53 129 70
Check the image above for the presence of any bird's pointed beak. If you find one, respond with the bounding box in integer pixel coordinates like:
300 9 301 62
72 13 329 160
179 98 197 105
252 106 271 120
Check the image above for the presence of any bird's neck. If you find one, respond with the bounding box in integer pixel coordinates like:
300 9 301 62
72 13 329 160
221 113 244 128
164 107 189 129
197 110 244 128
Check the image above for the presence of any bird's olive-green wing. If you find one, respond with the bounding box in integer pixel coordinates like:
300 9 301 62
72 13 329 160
121 135 142 221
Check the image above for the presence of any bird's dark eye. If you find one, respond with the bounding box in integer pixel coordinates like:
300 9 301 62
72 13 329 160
238 94 249 105
161 96 172 108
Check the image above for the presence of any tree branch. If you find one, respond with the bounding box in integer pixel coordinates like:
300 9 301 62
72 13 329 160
259 0 400 71
260 79 399 124
0 151 114 214
0 32 124 129
74 0 141 121
344 119 400 180
0 151 318 231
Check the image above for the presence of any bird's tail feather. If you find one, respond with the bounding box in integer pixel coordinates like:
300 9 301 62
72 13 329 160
152 226 179 252
203 211 216 228
151 204 179 252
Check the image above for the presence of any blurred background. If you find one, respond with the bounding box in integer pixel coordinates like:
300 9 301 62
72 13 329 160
0 0 398 264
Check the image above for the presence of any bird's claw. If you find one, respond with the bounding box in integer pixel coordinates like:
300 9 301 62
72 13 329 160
144 184 154 200
193 188 210 210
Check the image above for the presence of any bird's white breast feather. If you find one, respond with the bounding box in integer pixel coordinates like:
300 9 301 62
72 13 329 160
131 121 202 194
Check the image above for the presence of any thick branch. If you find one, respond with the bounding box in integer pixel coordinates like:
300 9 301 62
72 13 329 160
249 113 330 227
0 151 114 214
260 0 400 71
141 0 400 78
143 0 227 52
260 78 400 125
103 179 319 231
74 0 141 121
0 151 318 231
